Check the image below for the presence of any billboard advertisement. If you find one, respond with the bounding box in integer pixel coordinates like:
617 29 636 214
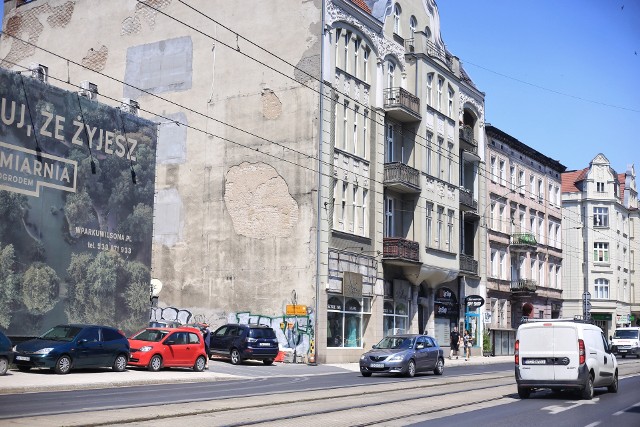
0 67 157 336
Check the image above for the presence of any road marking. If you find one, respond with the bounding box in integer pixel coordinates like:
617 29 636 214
584 422 600 427
613 401 640 416
541 397 599 414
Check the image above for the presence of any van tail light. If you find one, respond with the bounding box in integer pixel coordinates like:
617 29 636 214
515 340 519 365
578 339 585 365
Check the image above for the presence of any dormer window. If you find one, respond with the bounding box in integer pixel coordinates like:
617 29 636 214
596 182 605 192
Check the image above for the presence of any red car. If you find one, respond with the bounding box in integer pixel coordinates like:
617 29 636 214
128 327 207 372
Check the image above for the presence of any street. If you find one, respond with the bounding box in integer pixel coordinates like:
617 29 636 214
1 358 639 426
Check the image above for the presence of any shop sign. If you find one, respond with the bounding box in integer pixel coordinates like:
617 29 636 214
465 295 485 308
286 305 307 316
591 313 612 321
435 302 456 315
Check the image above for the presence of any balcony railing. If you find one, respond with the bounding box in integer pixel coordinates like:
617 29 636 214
383 87 421 122
384 162 420 193
425 39 453 69
383 237 420 263
510 233 537 251
459 125 475 144
459 187 478 211
510 279 537 293
459 253 478 275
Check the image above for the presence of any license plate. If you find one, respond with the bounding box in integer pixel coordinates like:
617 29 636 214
370 363 384 368
619 349 627 352
259 343 270 347
16 356 30 361
524 359 546 365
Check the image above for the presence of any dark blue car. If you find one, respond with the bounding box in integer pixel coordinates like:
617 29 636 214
13 324 130 374
210 324 279 365
0 330 13 375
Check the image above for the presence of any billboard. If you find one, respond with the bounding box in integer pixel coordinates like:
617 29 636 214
0 67 157 335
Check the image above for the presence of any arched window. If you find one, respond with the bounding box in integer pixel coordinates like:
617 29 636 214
409 16 417 35
387 61 395 89
393 4 401 36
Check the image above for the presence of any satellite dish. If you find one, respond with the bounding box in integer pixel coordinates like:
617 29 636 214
150 279 163 297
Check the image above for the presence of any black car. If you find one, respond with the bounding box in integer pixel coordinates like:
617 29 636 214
210 324 279 365
0 330 13 375
13 324 130 374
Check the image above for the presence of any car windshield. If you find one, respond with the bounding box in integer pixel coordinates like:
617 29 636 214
249 328 276 339
40 325 83 342
132 329 170 342
614 330 639 339
375 336 414 350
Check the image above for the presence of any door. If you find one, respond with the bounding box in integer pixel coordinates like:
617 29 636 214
210 325 231 355
552 326 579 381
164 332 190 365
413 336 429 371
75 327 104 367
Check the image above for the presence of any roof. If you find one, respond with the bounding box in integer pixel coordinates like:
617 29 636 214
618 173 626 197
351 0 372 14
561 168 588 193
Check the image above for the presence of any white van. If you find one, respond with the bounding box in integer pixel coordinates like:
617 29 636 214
611 327 640 358
515 318 618 399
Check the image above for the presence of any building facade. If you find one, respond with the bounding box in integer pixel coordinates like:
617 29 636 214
562 154 638 338
1 0 484 362
484 125 565 355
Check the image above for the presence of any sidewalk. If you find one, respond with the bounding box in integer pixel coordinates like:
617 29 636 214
0 354 513 395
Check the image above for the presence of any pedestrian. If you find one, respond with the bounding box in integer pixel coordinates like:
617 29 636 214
449 326 460 359
201 324 211 369
463 330 472 361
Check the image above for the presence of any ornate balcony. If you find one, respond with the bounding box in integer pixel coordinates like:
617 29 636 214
459 187 477 212
383 87 421 122
383 237 420 266
459 253 478 276
510 233 537 252
384 162 421 193
459 125 478 157
510 279 537 295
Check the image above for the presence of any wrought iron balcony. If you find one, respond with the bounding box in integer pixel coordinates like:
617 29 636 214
510 233 537 252
383 237 420 265
459 187 477 212
459 253 478 275
383 87 421 122
425 39 453 69
459 125 478 157
384 162 421 193
510 279 537 294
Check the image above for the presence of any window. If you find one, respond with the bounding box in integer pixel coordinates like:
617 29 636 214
362 110 368 158
555 186 560 205
538 179 543 201
426 203 433 247
327 296 371 347
353 105 359 154
437 77 444 110
341 182 348 229
447 209 454 252
448 87 454 117
393 4 401 35
499 160 506 186
353 38 359 77
594 242 609 262
351 185 357 232
387 62 395 89
499 203 505 232
383 300 408 336
437 137 444 179
343 101 349 149
594 278 609 299
426 74 433 106
447 143 453 182
499 250 505 279
386 124 394 162
538 217 544 244
363 48 369 82
539 260 545 287
593 207 609 227
490 156 497 182
510 166 516 190
519 170 525 193
335 28 341 68
596 182 605 192
436 206 444 249
548 222 554 246
555 265 561 289
425 132 433 174
409 16 417 34
343 31 350 72
490 249 497 277
529 175 535 198
332 179 338 227
361 189 368 235
384 196 395 237
489 202 496 230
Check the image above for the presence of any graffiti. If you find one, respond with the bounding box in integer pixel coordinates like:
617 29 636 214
150 306 192 325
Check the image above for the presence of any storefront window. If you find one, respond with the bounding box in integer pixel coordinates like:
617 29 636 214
327 295 370 348
383 301 408 336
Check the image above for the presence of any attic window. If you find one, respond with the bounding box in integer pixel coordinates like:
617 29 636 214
597 182 605 192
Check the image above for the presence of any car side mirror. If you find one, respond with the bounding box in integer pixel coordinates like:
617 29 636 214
165 340 175 345
371 344 377 349
77 339 88 345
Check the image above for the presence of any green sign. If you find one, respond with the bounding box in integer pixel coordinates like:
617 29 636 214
591 313 612 321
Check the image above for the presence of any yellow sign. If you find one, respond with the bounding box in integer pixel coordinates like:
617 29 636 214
286 305 307 316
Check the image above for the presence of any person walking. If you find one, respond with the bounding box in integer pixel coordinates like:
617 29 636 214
201 324 211 369
449 326 460 359
463 330 472 361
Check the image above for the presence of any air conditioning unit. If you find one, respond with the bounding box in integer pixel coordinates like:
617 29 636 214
78 80 98 100
29 63 48 82
120 98 140 115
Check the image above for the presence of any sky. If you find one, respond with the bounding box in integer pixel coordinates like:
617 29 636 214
438 0 640 174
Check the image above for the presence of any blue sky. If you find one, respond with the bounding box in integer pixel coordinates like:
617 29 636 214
438 0 640 174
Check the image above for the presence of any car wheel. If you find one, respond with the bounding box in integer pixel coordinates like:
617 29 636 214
54 355 72 375
0 357 8 375
148 354 162 372
112 354 127 372
230 348 242 365
405 360 416 378
607 370 619 393
17 366 31 372
262 359 274 365
193 356 206 372
361 371 372 377
581 372 594 400
434 358 444 376
517 387 531 399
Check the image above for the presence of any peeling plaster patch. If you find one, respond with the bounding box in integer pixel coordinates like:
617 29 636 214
224 162 299 239
122 0 172 35
123 36 193 99
294 53 321 84
156 112 187 164
261 89 282 120
121 16 141 36
47 1 75 28
153 188 184 247
81 45 109 72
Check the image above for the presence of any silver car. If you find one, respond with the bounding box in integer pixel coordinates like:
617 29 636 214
359 334 444 378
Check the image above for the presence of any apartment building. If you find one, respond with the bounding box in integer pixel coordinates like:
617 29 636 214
562 155 638 338
1 0 483 362
484 125 566 355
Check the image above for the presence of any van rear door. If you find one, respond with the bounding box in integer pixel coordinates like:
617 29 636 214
552 325 579 381
518 324 555 381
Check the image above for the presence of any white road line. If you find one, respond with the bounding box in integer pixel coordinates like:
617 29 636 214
613 401 640 416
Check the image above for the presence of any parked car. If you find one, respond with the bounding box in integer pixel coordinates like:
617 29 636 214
610 327 640 358
210 324 279 365
515 318 618 399
12 324 130 375
128 327 207 372
0 330 13 375
359 334 445 378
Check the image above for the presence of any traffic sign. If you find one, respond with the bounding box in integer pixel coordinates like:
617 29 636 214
582 291 591 301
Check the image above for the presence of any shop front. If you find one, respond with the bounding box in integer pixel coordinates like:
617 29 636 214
433 286 459 347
